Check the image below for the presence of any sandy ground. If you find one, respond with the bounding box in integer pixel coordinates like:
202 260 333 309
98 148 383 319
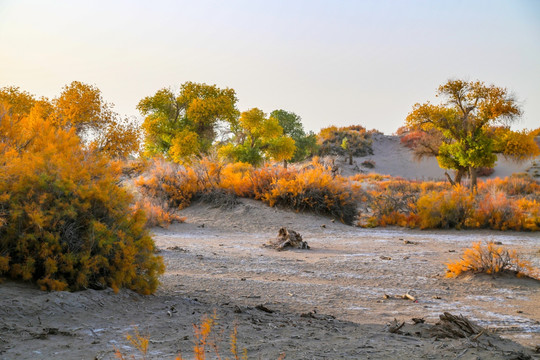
338 133 539 180
1 135 539 359
1 199 539 359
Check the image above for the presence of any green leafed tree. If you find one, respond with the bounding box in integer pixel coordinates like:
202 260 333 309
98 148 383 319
270 109 318 163
137 82 238 162
219 108 295 166
405 79 539 190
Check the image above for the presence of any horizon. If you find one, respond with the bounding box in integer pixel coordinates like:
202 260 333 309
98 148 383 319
1 0 539 134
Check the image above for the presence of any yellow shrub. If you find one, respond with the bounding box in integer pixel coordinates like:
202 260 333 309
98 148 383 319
446 242 538 278
262 160 361 224
416 186 474 229
0 110 164 294
136 159 200 210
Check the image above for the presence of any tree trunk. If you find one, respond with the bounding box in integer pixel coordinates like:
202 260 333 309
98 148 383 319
469 167 477 194
349 153 353 165
455 168 465 185
283 159 288 169
444 172 456 187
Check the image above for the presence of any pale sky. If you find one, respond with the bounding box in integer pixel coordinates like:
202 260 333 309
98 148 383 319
1 0 539 134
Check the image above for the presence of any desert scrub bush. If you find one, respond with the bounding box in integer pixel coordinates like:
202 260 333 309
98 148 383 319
472 190 527 230
446 242 538 279
317 125 373 158
416 186 475 229
361 160 376 168
0 109 164 293
262 160 361 224
484 175 540 197
133 199 186 228
136 158 200 210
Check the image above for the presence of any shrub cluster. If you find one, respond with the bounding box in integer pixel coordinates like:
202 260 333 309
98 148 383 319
0 109 164 293
357 175 540 231
446 242 537 278
135 158 362 225
317 125 374 157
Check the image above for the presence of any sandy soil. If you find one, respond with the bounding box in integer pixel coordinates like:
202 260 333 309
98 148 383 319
1 135 539 359
1 199 539 359
338 133 539 180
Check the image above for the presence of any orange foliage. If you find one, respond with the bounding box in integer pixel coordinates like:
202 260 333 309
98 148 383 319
133 200 186 228
136 158 361 224
136 159 200 210
446 242 538 278
354 171 539 231
0 102 164 293
262 160 361 224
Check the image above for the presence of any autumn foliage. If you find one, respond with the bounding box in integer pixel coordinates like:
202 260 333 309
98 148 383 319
135 158 362 225
446 242 538 279
0 94 164 293
358 174 539 231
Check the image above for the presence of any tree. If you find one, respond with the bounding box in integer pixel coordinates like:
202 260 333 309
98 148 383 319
405 79 538 190
218 108 295 166
137 82 238 161
1 82 140 158
0 86 37 118
270 109 318 163
53 81 140 158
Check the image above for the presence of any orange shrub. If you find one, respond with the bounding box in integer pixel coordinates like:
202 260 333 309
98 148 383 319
136 159 200 210
473 190 524 230
262 160 361 224
416 186 475 229
133 199 186 228
446 242 538 278
0 110 164 293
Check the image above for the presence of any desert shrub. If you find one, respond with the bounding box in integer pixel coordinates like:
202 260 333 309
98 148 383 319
446 242 538 278
136 159 200 210
262 161 361 224
317 125 373 157
0 111 164 293
416 186 475 229
196 189 240 209
476 167 494 177
133 199 185 228
361 160 376 168
486 175 540 197
472 190 525 230
349 173 393 183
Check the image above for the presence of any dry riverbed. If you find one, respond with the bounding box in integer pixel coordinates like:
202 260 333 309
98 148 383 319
1 199 539 359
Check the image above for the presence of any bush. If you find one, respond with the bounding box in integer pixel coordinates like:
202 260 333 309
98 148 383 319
133 199 185 228
317 125 373 157
416 186 475 229
135 158 360 225
361 160 376 168
136 159 200 210
262 161 361 224
0 110 164 293
446 242 538 278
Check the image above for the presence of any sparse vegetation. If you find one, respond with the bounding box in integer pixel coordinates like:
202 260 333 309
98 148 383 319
114 314 258 360
446 242 538 279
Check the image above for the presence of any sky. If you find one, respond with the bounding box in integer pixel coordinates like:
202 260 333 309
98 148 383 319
1 0 539 134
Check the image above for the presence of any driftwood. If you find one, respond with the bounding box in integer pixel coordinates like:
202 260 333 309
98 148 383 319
383 291 416 301
429 312 485 339
386 312 486 339
264 228 310 251
387 319 405 333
